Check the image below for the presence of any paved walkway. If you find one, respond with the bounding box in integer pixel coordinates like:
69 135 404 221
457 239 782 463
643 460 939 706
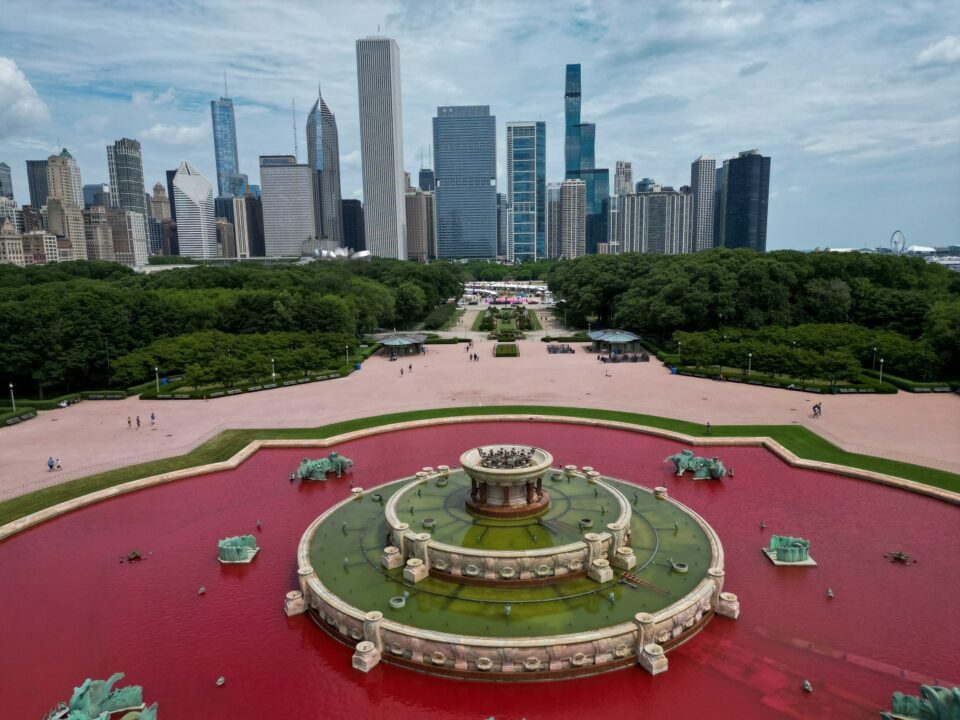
2 341 958 500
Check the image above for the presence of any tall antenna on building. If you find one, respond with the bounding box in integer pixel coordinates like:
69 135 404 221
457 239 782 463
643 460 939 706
292 98 298 161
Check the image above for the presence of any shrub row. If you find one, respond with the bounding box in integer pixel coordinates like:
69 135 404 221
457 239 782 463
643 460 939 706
421 303 459 331
1 407 37 426
541 335 591 343
0 390 127 411
861 369 956 393
424 337 469 345
494 343 519 357
672 366 897 394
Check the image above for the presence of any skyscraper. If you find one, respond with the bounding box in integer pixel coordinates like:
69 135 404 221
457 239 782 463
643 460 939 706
432 105 497 259
210 95 248 197
170 160 217 258
614 188 692 255
405 186 436 262
0 163 12 199
506 121 546 261
150 183 171 221
47 149 84 207
0 219 25 267
564 64 581 178
356 36 406 259
496 192 509 258
614 161 633 196
546 182 562 259
259 155 315 257
83 183 111 208
560 179 586 259
689 156 716 252
306 87 343 247
717 150 771 252
418 168 435 192
107 207 149 266
107 139 146 217
83 206 114 261
341 199 365 252
26 160 49 208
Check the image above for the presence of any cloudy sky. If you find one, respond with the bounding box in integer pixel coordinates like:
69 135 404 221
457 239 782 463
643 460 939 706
1 0 958 250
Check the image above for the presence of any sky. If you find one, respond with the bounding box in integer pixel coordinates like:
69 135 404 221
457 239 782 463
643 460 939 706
1 0 958 251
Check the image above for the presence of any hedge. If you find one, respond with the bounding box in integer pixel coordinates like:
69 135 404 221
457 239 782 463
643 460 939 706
425 337 469 345
494 343 519 357
0 390 126 412
861 369 955 393
672 366 898 394
541 335 591 343
1 407 37 426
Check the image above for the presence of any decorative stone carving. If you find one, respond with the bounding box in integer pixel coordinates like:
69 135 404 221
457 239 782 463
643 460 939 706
403 558 428 583
381 546 404 570
352 640 381 672
589 558 613 583
612 546 636 571
284 590 306 616
638 643 668 675
717 592 740 619
476 656 493 671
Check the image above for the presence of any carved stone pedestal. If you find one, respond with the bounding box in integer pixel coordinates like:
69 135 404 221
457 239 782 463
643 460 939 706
588 558 613 583
403 558 428 583
381 546 404 570
612 547 636 571
283 590 306 616
638 643 668 675
352 640 381 672
717 591 740 619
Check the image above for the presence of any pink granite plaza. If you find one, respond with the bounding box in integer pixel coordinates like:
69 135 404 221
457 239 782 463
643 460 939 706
1 332 958 499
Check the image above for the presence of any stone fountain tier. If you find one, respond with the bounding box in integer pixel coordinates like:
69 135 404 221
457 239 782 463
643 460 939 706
460 445 554 519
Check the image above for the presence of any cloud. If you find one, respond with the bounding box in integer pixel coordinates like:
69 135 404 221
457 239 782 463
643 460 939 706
140 122 208 144
132 87 177 109
738 61 768 76
914 35 960 68
0 56 49 139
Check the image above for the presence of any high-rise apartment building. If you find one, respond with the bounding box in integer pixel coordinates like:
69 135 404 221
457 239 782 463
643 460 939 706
215 218 237 258
150 183 171 221
306 87 343 248
560 179 586 259
170 161 217 258
689 156 716 252
230 196 251 258
564 64 582 178
341 199 365 252
0 197 22 233
210 96 248 197
546 182 562 259
505 121 546 261
613 189 692 255
83 206 115 261
405 186 436 262
21 231 59 265
0 219 25 266
83 183 111 208
614 161 633 196
21 205 43 233
47 149 84 207
107 138 147 217
433 105 497 259
418 168 435 192
717 150 770 252
107 207 149 266
26 160 49 208
243 190 265 256
259 155 315 257
48 199 86 260
0 163 13 199
356 36 406 259
496 193 509 258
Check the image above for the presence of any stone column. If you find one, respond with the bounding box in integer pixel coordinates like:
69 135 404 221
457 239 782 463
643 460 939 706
634 612 655 651
584 533 603 564
393 522 409 558
707 568 724 606
363 610 383 651
413 532 431 569
607 523 627 553
536 477 543 499
479 482 487 503
503 484 510 504
298 565 314 596
526 481 534 504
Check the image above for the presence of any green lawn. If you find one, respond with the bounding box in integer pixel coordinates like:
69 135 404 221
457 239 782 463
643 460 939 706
1 405 956 528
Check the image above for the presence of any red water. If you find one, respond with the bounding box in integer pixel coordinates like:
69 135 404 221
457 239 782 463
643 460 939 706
1 421 958 719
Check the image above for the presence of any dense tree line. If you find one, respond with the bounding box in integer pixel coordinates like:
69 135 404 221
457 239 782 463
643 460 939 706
0 259 462 397
546 250 960 379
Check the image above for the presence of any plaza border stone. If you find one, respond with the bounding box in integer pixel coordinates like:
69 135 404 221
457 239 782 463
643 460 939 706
1 413 958 545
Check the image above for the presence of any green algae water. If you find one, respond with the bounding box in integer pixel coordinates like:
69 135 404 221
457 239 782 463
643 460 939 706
308 470 711 638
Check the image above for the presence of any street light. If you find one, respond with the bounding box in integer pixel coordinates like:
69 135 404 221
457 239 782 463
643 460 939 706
879 358 884 385
748 352 753 375
345 345 350 363
8 383 14 412
154 366 160 393
872 347 878 371
271 358 276 382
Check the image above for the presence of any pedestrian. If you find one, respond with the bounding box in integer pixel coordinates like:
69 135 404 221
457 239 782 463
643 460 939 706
55 458 62 471
127 416 132 430
408 363 412 372
400 367 404 376
136 415 141 430
150 411 156 428
706 422 712 435
47 456 54 472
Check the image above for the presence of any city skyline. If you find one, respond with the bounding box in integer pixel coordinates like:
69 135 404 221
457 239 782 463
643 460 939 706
1 1 958 250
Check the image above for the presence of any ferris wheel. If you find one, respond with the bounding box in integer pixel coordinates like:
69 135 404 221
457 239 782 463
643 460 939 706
890 230 906 254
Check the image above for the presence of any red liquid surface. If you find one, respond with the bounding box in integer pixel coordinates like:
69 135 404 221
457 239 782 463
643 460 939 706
1 421 958 719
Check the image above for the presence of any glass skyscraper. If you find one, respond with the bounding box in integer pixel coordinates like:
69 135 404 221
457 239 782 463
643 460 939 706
564 64 581 178
210 96 248 197
718 150 771 252
306 88 343 247
0 163 12 200
107 138 146 217
506 121 546 261
26 160 49 208
432 105 497 259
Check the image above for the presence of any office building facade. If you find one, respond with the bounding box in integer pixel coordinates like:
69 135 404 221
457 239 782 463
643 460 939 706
717 150 770 252
259 155 315 257
560 179 586 259
689 156 716 252
341 199 365 252
171 160 217 258
432 105 497 259
83 183 111 208
48 199 86 260
0 219 25 266
210 96 248 197
150 183 171 221
564 64 581 178
613 189 692 255
546 182 562 259
405 187 436 262
22 231 59 265
614 161 633 196
83 206 114 261
496 192 509 258
107 138 147 217
107 207 149 266
47 149 84 207
0 162 12 199
356 36 406 258
26 160 49 208
505 121 546 261
306 88 343 247
418 168 435 192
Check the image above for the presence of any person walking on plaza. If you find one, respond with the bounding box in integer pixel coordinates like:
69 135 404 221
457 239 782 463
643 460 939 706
127 416 132 430
400 367 404 376
150 411 156 428
55 458 62 471
47 456 54 472
136 415 141 430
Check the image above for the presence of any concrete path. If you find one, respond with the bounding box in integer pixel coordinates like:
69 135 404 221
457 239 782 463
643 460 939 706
2 341 958 500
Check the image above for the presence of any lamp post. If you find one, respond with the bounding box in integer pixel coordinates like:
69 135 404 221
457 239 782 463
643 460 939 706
271 358 276 382
8 383 14 412
872 347 878 371
154 366 160 393
345 345 350 364
677 340 682 361
879 358 884 385
748 352 753 375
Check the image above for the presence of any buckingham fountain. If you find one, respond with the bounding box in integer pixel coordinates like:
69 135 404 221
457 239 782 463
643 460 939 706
287 443 739 679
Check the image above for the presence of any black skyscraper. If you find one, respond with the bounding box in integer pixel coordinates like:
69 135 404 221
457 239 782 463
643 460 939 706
341 199 365 252
418 168 435 192
26 160 49 208
718 150 770 252
165 169 178 221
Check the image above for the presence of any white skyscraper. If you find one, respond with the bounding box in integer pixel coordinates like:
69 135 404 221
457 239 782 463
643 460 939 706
259 155 316 257
614 161 633 196
560 179 586 259
171 161 217 258
690 156 716 252
356 36 406 259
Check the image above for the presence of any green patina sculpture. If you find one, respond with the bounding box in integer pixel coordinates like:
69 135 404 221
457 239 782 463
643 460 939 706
881 685 960 720
43 672 158 719
218 534 259 563
664 449 727 479
768 535 811 563
297 452 353 480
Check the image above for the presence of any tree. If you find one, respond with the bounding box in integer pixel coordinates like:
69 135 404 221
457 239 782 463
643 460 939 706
394 282 427 329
